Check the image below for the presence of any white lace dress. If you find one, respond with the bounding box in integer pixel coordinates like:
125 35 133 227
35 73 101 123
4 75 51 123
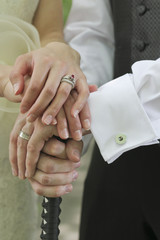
0 1 41 240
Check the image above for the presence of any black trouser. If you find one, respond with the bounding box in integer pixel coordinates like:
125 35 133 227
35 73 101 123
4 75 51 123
80 143 160 240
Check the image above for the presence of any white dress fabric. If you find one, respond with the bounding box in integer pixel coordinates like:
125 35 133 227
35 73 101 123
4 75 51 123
0 1 41 240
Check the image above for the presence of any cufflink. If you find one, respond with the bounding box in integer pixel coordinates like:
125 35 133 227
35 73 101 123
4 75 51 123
115 134 127 145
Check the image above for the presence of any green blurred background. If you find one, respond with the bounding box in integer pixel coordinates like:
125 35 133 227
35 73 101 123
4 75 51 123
62 0 72 24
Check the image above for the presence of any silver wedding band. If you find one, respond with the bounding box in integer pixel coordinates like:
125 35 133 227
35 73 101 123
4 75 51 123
61 74 76 89
19 130 30 141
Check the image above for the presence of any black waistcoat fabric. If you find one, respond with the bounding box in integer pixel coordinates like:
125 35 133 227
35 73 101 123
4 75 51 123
111 0 160 78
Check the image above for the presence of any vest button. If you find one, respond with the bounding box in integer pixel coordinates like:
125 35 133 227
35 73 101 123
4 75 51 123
136 40 146 51
137 5 147 16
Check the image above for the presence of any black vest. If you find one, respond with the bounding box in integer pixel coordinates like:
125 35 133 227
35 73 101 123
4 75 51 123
92 0 160 161
110 0 160 78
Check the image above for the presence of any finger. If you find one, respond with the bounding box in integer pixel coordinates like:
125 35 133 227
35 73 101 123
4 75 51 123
9 54 32 95
41 81 72 125
25 136 44 178
26 63 66 122
17 122 34 179
29 179 73 197
71 75 89 118
37 153 81 174
20 59 51 114
66 139 83 162
64 94 82 141
71 90 91 130
25 121 57 178
56 108 69 139
42 137 67 159
9 114 27 177
32 169 78 186
88 84 98 93
82 129 91 136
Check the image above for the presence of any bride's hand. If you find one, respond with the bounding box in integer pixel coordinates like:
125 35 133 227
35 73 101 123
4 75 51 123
0 64 21 102
9 113 59 179
9 42 90 126
0 64 31 103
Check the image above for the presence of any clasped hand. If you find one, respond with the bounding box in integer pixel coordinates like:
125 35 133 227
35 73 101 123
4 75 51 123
9 113 83 197
8 42 94 196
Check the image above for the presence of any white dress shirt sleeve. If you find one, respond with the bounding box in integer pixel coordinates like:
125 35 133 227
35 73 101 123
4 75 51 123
64 0 115 154
64 0 115 87
89 59 160 163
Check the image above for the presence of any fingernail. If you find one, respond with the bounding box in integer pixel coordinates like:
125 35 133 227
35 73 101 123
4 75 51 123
72 171 78 181
13 83 20 95
52 118 57 125
44 115 53 125
61 128 69 139
83 119 91 130
74 130 82 140
73 150 80 161
73 110 79 118
75 161 81 168
27 114 36 122
12 168 17 176
65 185 73 193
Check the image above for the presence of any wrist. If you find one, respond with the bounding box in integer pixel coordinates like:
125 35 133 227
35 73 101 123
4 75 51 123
45 42 81 65
40 32 64 47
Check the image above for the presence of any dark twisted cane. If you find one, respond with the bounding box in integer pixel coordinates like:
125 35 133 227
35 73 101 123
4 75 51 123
40 197 62 240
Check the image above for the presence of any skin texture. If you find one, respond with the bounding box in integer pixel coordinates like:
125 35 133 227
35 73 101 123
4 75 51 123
1 0 93 197
9 112 83 197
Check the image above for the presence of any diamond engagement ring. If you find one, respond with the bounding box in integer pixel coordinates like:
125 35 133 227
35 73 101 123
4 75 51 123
60 74 76 89
19 131 31 141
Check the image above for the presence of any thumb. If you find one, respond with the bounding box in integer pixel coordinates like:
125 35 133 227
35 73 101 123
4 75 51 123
66 139 83 162
9 54 32 95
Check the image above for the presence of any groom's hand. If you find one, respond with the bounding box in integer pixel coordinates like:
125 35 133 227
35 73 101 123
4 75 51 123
29 137 83 197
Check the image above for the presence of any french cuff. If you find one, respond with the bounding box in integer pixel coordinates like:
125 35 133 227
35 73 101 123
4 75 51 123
88 74 158 164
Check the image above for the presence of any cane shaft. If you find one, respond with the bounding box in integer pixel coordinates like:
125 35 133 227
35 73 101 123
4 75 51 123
40 197 62 240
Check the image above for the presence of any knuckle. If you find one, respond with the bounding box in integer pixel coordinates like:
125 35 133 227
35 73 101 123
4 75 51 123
45 163 54 174
30 84 39 93
60 87 69 98
17 54 26 62
56 60 67 70
50 142 62 155
10 157 16 166
70 122 81 132
9 71 19 81
17 138 25 149
50 144 58 155
83 88 90 98
14 55 25 65
41 175 50 185
35 186 44 196
42 56 52 65
80 73 87 82
27 143 36 153
45 87 55 97
10 133 17 145
58 119 67 129
65 173 72 184
21 99 31 109
26 160 33 168
54 187 62 198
